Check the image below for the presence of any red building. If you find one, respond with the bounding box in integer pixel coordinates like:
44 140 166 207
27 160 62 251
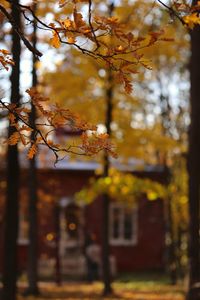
0 157 167 279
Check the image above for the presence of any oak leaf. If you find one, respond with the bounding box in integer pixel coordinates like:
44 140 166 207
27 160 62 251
8 132 20 145
27 144 37 159
50 32 61 49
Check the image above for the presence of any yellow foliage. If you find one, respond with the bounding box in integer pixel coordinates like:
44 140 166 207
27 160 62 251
183 13 200 29
50 32 61 49
68 36 76 44
76 169 165 205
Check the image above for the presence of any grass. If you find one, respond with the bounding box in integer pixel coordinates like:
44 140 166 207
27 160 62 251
17 272 186 300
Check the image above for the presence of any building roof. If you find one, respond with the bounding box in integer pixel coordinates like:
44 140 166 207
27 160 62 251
17 147 165 173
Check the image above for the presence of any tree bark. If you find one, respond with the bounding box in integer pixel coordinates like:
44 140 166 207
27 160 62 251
159 90 178 285
1 1 21 299
102 70 113 296
55 204 61 285
187 3 200 299
25 3 39 295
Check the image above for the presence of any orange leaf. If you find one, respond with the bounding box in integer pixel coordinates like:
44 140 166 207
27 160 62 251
8 132 20 145
50 32 61 49
27 144 37 159
68 37 76 44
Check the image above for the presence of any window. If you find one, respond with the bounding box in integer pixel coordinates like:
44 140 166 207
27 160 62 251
109 203 138 246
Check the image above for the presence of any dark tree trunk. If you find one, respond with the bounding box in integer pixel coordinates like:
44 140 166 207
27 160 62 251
26 156 39 296
159 91 177 285
1 1 21 300
162 169 177 285
55 204 61 285
166 196 177 285
187 4 200 299
102 70 113 296
25 3 39 295
177 227 185 280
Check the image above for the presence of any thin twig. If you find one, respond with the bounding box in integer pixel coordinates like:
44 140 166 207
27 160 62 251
0 4 42 57
157 0 186 25
88 0 100 50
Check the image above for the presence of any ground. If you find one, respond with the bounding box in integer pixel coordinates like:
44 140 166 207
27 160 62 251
17 274 185 300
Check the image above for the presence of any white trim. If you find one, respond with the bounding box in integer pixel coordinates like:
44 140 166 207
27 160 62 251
109 203 138 246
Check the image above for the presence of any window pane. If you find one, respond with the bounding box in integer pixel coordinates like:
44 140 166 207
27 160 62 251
124 209 132 240
113 207 120 239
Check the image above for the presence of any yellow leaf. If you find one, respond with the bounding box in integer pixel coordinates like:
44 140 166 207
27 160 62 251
62 18 73 29
50 32 61 49
183 13 200 29
68 37 76 44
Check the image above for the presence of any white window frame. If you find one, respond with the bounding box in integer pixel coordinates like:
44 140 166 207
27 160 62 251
109 203 138 246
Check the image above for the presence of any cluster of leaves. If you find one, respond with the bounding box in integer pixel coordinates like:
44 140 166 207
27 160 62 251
176 0 200 29
48 1 173 93
0 49 14 70
158 0 200 29
0 88 116 162
75 168 165 205
43 0 188 165
183 12 200 29
0 0 172 94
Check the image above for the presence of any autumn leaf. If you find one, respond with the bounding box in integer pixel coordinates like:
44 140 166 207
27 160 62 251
73 9 86 29
20 125 33 132
50 32 61 49
27 144 37 159
58 0 66 7
68 37 76 44
62 18 73 30
8 113 16 124
0 49 14 70
8 132 20 145
19 133 27 146
183 13 200 29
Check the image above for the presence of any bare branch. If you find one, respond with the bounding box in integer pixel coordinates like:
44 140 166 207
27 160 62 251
0 4 42 57
157 0 186 25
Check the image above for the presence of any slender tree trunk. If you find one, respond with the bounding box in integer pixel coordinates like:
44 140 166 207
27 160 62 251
159 92 177 284
25 3 39 295
1 1 21 299
177 226 185 280
187 4 200 299
166 196 177 285
55 204 61 285
102 70 113 296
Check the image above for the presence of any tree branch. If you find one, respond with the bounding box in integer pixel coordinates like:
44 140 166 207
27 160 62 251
0 4 42 57
157 0 186 25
